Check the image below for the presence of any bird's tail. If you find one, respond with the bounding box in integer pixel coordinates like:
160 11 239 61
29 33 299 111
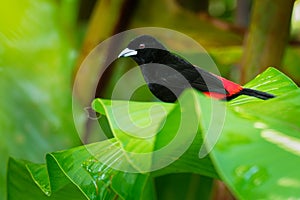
240 88 275 100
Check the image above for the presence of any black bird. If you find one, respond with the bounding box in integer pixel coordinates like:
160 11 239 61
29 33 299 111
118 35 275 103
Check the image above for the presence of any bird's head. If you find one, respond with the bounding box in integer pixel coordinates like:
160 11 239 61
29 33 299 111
118 35 168 65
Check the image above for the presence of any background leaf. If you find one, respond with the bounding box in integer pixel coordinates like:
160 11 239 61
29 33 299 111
1 0 81 198
7 158 86 200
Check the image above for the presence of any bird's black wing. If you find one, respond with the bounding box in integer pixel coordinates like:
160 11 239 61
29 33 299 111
189 67 228 94
166 53 228 94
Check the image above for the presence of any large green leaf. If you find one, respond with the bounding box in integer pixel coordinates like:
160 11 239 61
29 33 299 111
8 139 153 200
7 158 85 200
212 90 300 199
47 139 152 200
91 90 218 177
210 68 300 199
7 67 300 199
7 90 218 199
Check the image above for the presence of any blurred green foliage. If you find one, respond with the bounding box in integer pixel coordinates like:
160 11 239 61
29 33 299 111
0 0 82 199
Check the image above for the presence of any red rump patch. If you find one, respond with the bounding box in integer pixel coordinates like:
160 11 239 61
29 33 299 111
204 74 243 99
217 75 243 96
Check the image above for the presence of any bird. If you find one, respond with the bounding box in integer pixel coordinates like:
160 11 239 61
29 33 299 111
118 35 275 103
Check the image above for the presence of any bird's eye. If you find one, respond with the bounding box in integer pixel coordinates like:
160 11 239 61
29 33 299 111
139 43 145 49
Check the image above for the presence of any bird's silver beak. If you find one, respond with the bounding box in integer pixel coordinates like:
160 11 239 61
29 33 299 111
118 48 138 58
